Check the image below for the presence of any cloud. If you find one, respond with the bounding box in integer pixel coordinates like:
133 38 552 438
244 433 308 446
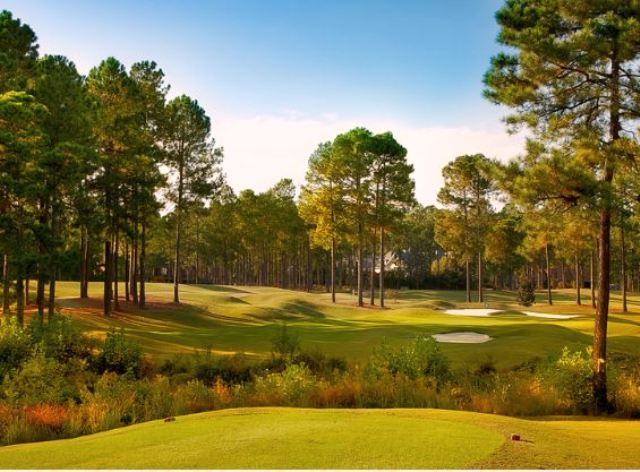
214 113 526 205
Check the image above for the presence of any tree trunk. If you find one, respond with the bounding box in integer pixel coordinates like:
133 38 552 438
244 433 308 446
330 237 336 303
592 47 623 411
621 223 627 313
104 239 112 317
80 227 88 298
36 270 45 323
2 255 9 315
195 217 200 285
477 252 483 303
173 164 184 304
47 208 58 321
131 223 138 304
124 240 130 303
370 229 376 305
590 248 596 309
379 227 385 308
357 222 364 307
139 221 146 309
306 234 311 292
545 243 552 305
594 201 611 412
465 259 471 303
575 252 581 305
16 275 24 326
113 233 119 310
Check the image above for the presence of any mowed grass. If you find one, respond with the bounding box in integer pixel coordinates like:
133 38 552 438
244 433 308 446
47 281 640 368
0 407 639 469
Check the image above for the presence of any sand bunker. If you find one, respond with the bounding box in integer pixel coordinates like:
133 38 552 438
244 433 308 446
443 308 503 317
432 332 493 343
522 311 579 320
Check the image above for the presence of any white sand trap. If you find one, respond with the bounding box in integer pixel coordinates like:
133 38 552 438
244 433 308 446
443 308 503 317
432 332 493 343
522 311 579 320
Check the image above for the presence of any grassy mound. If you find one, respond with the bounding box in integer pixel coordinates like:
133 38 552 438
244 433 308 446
1 408 639 469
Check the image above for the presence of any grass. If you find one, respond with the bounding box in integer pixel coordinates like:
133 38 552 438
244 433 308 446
0 407 638 469
43 281 640 368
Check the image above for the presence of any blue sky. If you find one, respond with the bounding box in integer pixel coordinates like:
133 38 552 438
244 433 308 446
4 0 524 204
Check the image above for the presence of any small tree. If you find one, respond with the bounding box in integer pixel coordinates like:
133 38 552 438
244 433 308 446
517 273 535 307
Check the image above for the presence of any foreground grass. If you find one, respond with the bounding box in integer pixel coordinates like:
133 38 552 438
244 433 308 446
46 281 640 368
0 408 638 469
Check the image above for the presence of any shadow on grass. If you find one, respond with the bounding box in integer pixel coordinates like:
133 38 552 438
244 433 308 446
283 300 326 319
188 284 251 294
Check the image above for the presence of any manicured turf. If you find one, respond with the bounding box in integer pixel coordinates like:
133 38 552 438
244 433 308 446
47 281 640 368
0 408 638 469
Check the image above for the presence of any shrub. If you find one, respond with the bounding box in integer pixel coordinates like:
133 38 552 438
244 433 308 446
94 328 143 377
141 376 174 420
293 350 347 377
161 351 253 385
174 379 216 414
29 316 93 362
544 346 594 413
517 274 536 306
2 352 79 405
0 317 32 378
253 363 314 405
271 323 300 360
367 337 450 386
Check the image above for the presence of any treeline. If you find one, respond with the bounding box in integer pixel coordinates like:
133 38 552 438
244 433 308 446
433 153 640 309
0 10 223 322
0 9 444 321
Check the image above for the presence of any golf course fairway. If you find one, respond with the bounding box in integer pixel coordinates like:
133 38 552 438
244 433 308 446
1 408 638 469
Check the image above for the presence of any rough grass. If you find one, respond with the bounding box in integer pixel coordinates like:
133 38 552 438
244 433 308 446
46 281 640 368
0 407 638 469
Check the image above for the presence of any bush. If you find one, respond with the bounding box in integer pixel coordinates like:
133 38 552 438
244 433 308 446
174 379 216 414
161 351 253 385
271 323 300 360
253 363 314 405
94 328 143 377
2 353 79 405
29 316 94 362
544 346 594 414
368 337 450 386
0 317 32 378
517 274 536 306
293 351 347 377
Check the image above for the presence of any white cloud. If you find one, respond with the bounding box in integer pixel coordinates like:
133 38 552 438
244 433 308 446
214 113 526 205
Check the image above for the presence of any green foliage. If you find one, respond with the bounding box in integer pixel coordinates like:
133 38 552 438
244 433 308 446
1 353 77 405
545 347 594 414
0 318 31 378
271 323 300 360
94 329 143 377
517 274 536 306
29 316 93 362
368 337 450 385
254 363 315 406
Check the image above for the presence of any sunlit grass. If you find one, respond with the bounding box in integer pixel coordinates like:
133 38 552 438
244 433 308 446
27 281 638 368
0 407 638 469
